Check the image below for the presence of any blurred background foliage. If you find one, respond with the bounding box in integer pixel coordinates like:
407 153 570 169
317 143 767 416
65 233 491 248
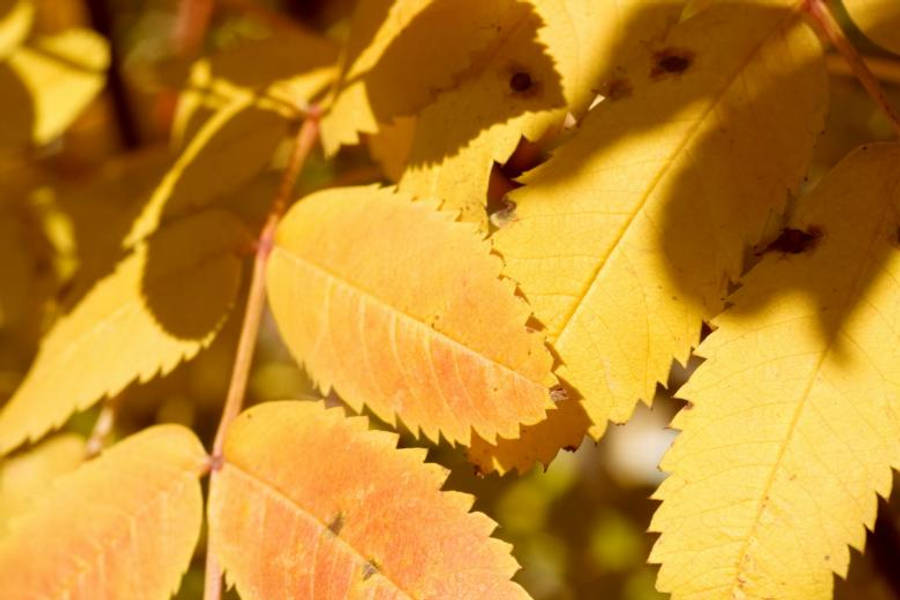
2 1 900 598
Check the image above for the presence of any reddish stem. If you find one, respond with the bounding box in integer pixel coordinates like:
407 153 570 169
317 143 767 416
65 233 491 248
203 112 321 600
802 0 900 137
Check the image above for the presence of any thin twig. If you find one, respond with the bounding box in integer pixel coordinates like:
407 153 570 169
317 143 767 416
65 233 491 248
173 0 215 57
202 111 321 600
802 0 900 137
84 0 141 148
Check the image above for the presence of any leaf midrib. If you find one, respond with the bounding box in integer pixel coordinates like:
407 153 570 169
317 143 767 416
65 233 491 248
224 460 417 600
273 246 550 390
553 6 806 345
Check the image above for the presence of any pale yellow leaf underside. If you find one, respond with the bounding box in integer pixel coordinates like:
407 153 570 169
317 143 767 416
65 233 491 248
844 0 900 55
493 2 827 438
0 425 207 600
398 0 684 229
0 210 248 454
266 185 555 445
651 143 900 599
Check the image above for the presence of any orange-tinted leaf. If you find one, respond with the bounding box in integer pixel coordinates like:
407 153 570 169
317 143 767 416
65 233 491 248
265 185 555 445
468 396 590 475
208 401 529 599
0 425 207 599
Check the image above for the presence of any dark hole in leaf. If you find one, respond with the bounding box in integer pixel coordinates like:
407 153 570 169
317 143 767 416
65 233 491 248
651 48 695 77
509 71 533 93
760 226 822 255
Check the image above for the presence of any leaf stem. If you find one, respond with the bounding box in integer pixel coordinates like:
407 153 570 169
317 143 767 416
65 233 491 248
802 0 900 137
203 110 321 600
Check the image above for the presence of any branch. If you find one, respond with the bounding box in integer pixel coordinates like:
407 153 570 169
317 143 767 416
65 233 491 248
802 0 900 137
203 110 321 600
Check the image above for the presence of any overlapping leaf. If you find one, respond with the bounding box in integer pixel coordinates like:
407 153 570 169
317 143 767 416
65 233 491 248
171 26 338 149
127 99 287 245
493 1 827 438
208 401 529 599
0 210 249 453
844 0 900 55
0 425 207 599
1 28 109 147
320 0 524 155
651 144 900 599
0 433 83 534
399 0 684 228
467 395 590 475
0 0 32 60
265 185 555 445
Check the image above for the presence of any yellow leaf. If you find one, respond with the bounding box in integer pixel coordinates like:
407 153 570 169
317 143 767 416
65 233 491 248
367 115 416 182
172 27 338 148
493 1 827 438
0 425 207 599
397 0 684 229
2 28 109 146
844 0 900 55
0 210 249 454
265 185 555 445
0 433 83 535
0 0 32 60
209 400 529 599
468 395 590 475
650 143 900 599
319 0 546 155
126 99 287 245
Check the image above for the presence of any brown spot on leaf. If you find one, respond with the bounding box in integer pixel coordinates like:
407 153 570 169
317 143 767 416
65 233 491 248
603 78 633 100
563 445 579 452
328 512 344 535
760 226 822 255
652 48 695 77
510 71 533 93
